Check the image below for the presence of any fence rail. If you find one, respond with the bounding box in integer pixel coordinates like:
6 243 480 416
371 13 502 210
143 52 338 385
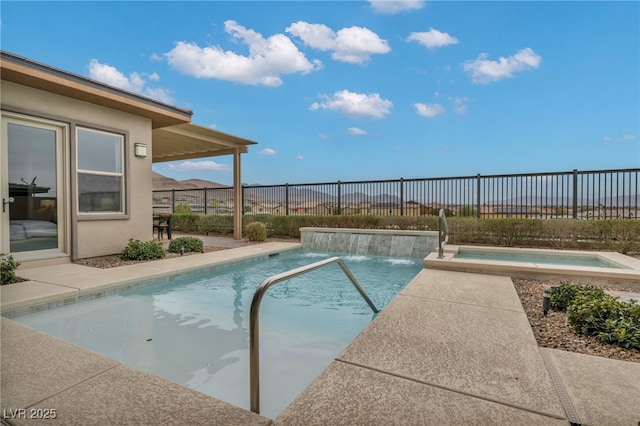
153 168 640 220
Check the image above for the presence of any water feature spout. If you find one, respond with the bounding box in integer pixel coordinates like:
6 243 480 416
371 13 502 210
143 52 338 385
438 209 449 259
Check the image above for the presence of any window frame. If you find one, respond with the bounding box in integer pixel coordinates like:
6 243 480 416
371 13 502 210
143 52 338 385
75 125 128 218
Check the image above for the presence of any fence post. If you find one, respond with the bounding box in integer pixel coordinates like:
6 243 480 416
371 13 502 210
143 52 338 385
172 189 176 213
337 181 342 215
285 183 290 216
204 188 208 215
476 174 481 219
400 178 404 216
572 169 578 219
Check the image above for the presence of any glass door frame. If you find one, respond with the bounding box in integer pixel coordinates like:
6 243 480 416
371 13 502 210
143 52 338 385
1 112 69 260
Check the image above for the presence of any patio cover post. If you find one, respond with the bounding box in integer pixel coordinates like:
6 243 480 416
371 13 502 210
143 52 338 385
233 148 242 240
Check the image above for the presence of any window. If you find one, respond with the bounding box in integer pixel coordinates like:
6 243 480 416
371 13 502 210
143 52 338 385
77 127 124 213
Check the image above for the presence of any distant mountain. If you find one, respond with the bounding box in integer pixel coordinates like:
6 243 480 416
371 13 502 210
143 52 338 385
152 172 228 191
155 173 639 209
180 178 229 189
243 186 334 203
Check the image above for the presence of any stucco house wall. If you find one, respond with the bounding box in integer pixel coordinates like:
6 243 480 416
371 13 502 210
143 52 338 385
2 80 153 259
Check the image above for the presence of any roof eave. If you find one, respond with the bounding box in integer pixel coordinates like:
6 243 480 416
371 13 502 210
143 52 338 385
0 51 192 129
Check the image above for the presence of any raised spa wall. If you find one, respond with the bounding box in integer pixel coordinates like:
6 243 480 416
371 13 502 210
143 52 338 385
300 227 439 259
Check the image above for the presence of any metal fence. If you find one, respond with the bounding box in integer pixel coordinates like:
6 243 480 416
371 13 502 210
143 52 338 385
153 168 640 220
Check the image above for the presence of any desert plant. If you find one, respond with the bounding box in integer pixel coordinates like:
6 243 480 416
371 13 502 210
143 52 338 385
121 239 165 261
246 222 267 241
1 254 24 285
168 236 204 253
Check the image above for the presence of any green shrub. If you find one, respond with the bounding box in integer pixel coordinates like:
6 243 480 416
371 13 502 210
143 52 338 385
175 203 192 214
457 205 477 217
550 283 581 311
200 214 234 234
163 214 640 254
544 220 581 249
171 213 200 233
1 254 24 285
121 239 165 261
246 222 267 241
567 287 639 350
168 237 204 253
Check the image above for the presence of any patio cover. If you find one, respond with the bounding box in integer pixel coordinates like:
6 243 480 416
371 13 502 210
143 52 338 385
152 123 257 240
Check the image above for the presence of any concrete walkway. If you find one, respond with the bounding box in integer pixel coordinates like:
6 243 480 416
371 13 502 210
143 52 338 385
2 245 639 425
275 269 640 425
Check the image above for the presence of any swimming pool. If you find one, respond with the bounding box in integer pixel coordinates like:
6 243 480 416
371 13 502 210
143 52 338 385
15 250 422 418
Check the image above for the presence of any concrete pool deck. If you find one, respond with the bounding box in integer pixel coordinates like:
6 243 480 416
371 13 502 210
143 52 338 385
2 242 640 425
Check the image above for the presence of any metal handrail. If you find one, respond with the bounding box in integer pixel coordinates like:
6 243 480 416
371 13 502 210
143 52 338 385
438 208 449 259
249 256 379 414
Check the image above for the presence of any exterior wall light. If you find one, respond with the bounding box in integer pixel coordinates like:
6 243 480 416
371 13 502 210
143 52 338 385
134 143 148 158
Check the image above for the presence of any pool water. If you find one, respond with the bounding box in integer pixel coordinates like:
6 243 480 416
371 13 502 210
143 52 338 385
455 249 623 268
16 250 422 418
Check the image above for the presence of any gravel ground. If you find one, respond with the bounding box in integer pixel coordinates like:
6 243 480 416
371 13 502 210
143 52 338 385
512 278 640 363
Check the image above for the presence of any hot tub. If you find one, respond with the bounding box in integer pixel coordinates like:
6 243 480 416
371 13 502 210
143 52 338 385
424 245 640 290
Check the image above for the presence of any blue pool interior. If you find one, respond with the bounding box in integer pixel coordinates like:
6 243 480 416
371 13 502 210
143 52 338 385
15 250 423 418
454 249 624 269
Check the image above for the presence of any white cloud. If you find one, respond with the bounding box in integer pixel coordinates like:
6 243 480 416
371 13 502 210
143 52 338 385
318 133 331 140
143 88 174 104
369 0 424 14
164 20 321 87
166 160 231 172
296 155 305 160
435 92 472 114
414 103 444 118
286 22 390 64
310 90 393 119
87 59 174 103
348 127 369 135
259 148 277 156
604 134 637 142
463 48 542 84
407 28 458 50
450 97 470 114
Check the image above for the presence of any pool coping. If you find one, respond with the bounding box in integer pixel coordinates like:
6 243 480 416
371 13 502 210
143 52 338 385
424 245 640 290
0 242 302 318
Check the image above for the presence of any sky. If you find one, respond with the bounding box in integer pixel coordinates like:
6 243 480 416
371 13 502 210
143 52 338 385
2 1 639 186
